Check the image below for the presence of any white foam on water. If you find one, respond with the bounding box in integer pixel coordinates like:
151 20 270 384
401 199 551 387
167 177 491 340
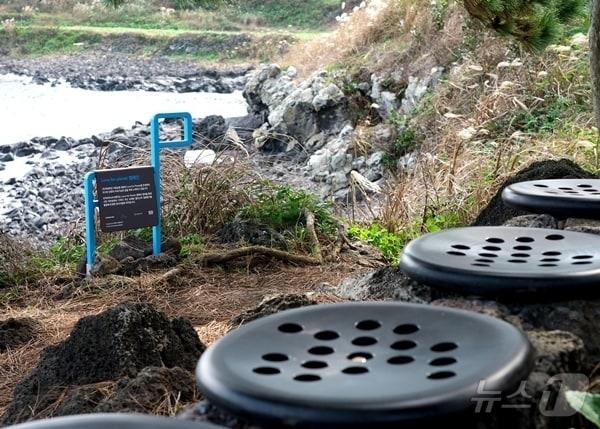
0 73 248 145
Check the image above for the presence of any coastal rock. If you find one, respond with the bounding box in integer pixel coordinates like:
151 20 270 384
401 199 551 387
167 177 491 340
243 64 296 115
401 67 444 114
194 115 228 148
13 142 41 157
245 65 351 147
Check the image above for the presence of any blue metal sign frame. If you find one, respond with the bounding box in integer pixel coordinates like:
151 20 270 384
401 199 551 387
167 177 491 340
84 112 193 277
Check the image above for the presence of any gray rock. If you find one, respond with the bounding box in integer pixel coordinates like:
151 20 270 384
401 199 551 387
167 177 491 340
503 214 559 229
52 137 72 151
312 83 345 111
13 142 40 157
401 67 444 114
216 218 288 250
243 64 295 115
0 153 14 162
366 151 386 181
0 318 38 352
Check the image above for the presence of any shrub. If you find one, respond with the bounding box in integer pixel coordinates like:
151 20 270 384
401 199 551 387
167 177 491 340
348 223 404 263
240 183 337 238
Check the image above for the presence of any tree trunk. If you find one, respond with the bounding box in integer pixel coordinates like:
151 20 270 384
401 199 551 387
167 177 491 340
591 0 600 131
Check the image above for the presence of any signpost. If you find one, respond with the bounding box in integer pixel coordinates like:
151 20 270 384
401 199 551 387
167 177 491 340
84 112 193 277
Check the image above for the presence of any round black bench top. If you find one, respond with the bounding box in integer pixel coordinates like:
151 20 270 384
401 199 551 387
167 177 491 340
6 414 224 429
502 179 600 219
400 226 600 297
197 302 533 428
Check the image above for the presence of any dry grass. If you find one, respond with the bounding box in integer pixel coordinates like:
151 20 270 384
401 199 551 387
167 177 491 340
379 34 596 232
282 0 467 78
0 260 365 416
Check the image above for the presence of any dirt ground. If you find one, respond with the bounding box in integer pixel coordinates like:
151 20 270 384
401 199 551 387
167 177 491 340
0 260 366 416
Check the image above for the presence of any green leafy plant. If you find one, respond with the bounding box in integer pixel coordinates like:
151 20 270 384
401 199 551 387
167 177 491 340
348 224 404 263
240 183 336 238
178 233 203 258
566 391 600 428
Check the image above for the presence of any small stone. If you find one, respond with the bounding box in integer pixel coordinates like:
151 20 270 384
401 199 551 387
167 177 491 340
0 153 14 162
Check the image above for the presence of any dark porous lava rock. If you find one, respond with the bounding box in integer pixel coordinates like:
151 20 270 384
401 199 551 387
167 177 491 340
47 367 197 417
337 265 434 303
229 294 317 328
1 303 205 425
473 159 596 226
0 318 38 351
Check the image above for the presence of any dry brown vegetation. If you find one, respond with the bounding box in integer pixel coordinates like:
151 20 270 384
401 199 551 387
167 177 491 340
282 0 468 77
0 260 364 416
380 35 595 233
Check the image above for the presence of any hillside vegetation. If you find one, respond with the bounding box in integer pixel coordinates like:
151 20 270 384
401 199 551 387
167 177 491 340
0 0 358 60
282 0 595 252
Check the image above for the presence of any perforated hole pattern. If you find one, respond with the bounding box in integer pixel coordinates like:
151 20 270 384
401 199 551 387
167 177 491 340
529 182 600 196
446 233 598 269
251 320 459 383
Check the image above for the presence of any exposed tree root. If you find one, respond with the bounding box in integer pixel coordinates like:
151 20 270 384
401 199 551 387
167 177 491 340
194 246 322 267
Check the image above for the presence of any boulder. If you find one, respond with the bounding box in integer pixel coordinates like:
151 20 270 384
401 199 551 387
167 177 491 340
474 159 596 226
337 266 433 303
194 115 227 148
1 303 205 425
243 64 296 115
13 142 41 157
307 125 355 195
0 153 14 162
244 65 351 147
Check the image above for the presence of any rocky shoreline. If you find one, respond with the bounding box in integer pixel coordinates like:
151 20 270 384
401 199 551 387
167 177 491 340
0 52 252 94
0 59 447 242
